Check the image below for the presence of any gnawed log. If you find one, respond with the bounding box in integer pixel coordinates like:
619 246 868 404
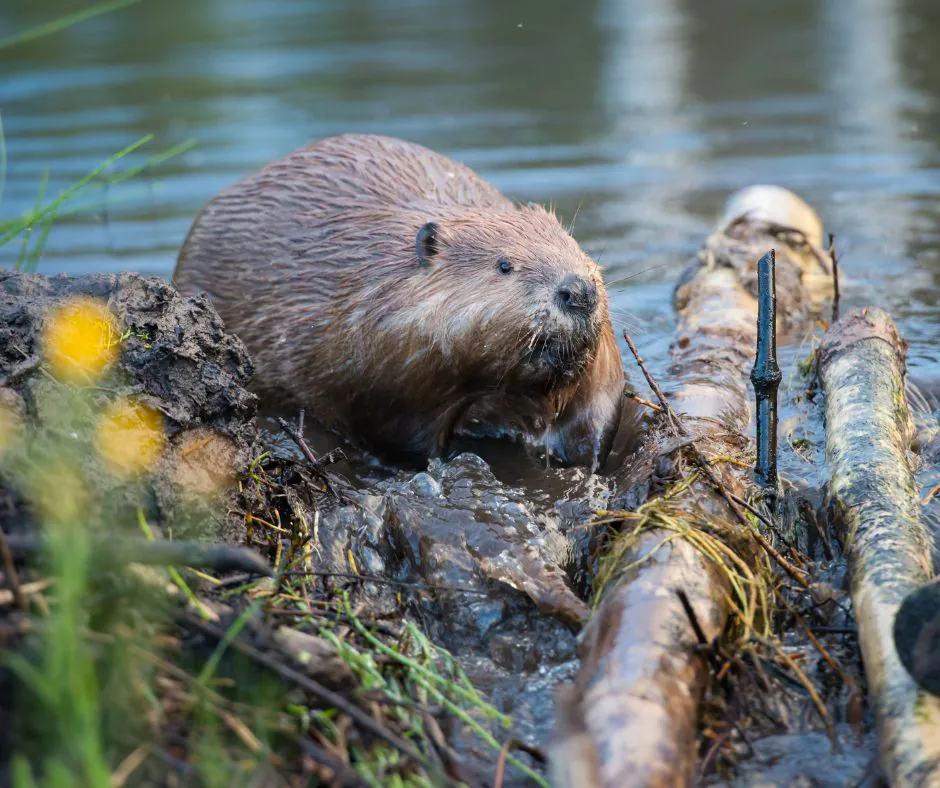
550 186 831 787
819 308 940 786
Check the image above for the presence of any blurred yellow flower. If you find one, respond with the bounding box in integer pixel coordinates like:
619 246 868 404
41 297 119 384
95 398 166 477
171 428 238 498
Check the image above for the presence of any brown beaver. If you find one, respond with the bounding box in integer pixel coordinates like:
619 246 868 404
173 134 626 468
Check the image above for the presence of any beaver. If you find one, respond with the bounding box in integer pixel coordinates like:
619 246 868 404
173 134 627 468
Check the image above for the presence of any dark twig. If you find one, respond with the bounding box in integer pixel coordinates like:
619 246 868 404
623 331 685 435
698 730 732 778
726 491 795 550
0 526 27 611
181 614 430 769
298 739 370 788
422 711 469 784
676 588 710 646
283 570 491 596
750 249 781 492
828 233 840 324
0 354 40 388
623 328 808 587
6 534 273 577
278 413 346 497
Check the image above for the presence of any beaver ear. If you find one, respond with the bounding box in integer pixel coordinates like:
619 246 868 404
416 222 443 266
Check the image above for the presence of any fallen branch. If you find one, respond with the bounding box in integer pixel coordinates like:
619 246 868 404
552 186 832 786
819 307 940 784
6 534 273 576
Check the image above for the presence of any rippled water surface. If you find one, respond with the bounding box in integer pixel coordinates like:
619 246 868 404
2 0 938 388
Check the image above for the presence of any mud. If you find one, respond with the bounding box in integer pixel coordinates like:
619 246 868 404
0 271 258 542
1 270 938 787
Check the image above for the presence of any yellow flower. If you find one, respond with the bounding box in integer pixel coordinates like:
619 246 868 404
41 297 120 384
95 398 166 478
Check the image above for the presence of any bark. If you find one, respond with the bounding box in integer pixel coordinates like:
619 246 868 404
819 308 940 786
550 187 831 787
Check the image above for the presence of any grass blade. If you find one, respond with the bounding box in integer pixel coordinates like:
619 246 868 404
1 134 153 249
0 0 143 51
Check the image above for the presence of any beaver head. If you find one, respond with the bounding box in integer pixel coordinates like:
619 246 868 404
410 204 607 383
395 203 624 466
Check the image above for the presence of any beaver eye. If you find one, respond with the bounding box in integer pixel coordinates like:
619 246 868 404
498 258 513 275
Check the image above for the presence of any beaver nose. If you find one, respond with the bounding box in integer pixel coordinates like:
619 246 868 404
555 275 598 315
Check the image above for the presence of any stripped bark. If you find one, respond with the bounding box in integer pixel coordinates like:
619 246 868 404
819 308 940 786
551 186 832 787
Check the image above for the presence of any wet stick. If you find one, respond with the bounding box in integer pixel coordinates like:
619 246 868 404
750 249 781 492
819 308 940 786
553 186 833 787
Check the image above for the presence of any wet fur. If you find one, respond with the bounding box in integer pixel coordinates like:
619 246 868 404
174 134 625 467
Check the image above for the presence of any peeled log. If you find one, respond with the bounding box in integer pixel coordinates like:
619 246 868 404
551 187 832 787
819 308 940 786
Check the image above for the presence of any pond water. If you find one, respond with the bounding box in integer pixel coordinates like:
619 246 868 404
3 3 940 783
1 0 938 404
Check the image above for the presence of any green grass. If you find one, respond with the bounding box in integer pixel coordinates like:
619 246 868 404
0 0 196 273
0 6 546 787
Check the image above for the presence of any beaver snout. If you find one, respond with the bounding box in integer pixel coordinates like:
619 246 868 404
555 274 598 316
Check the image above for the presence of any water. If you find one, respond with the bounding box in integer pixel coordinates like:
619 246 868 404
3 3 939 780
1 0 938 387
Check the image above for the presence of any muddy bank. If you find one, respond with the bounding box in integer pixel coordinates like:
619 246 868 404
0 270 616 786
1 251 937 787
0 271 257 542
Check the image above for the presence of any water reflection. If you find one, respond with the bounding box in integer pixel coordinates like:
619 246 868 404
0 0 937 384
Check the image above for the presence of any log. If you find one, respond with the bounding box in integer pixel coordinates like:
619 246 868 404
819 308 940 786
551 186 831 786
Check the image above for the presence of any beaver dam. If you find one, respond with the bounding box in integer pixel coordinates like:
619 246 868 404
0 181 937 788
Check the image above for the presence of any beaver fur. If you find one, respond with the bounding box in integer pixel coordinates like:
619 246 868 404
173 134 626 468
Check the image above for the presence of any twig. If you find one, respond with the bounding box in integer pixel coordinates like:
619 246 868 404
750 249 781 491
759 635 839 749
0 354 40 387
283 570 491 596
0 526 27 611
726 491 797 551
423 711 469 784
278 413 346 498
828 233 840 324
180 613 430 770
624 391 662 412
5 534 272 577
783 598 855 689
623 330 685 435
494 739 513 788
676 588 710 646
111 745 150 787
493 739 543 788
922 483 940 506
298 739 369 788
698 730 732 778
623 330 808 587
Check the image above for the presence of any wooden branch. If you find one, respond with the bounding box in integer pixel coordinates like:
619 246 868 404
551 186 831 786
819 307 940 785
